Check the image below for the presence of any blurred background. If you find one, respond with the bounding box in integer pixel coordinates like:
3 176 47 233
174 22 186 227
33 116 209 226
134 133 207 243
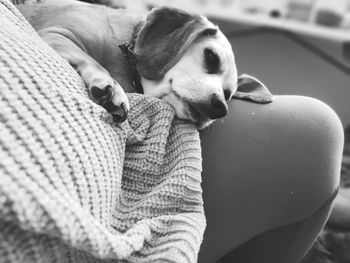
140 0 350 129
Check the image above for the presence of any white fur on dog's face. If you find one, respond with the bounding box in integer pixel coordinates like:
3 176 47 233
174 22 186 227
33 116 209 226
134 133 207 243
141 25 237 129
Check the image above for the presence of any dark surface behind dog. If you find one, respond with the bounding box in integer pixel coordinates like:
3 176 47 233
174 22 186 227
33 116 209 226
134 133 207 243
300 126 350 263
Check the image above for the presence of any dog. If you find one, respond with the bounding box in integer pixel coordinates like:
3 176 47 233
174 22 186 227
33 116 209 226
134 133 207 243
17 0 273 129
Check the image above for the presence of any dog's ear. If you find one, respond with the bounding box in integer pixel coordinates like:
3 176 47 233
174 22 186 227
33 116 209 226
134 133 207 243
135 7 218 80
232 74 274 103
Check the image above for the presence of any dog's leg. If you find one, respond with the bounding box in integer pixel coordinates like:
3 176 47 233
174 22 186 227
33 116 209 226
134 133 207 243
39 27 129 122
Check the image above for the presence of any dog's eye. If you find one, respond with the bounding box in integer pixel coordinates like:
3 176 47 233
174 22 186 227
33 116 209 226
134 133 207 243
204 48 220 74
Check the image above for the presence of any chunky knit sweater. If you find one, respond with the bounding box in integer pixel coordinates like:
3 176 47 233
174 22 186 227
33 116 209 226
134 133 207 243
0 1 206 262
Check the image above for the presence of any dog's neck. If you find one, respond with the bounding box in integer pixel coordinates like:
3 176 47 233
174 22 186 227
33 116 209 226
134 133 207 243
118 21 144 93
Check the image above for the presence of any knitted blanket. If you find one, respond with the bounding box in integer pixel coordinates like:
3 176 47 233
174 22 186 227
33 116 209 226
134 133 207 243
0 1 205 262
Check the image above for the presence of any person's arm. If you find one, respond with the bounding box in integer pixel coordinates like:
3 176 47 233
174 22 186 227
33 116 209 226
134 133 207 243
198 95 344 263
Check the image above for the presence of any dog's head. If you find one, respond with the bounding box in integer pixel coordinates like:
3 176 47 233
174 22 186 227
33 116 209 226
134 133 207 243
135 7 273 129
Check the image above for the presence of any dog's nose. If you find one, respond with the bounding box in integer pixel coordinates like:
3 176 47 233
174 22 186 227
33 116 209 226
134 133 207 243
210 94 227 119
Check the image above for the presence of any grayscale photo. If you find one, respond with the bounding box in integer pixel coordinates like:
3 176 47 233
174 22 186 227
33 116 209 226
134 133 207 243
0 0 349 262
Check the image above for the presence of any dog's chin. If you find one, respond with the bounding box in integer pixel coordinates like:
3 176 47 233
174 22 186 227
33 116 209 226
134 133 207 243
161 92 214 130
195 119 214 130
185 103 214 129
179 107 213 130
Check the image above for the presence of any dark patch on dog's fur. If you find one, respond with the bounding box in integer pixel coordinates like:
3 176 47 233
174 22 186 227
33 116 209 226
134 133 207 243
135 7 218 80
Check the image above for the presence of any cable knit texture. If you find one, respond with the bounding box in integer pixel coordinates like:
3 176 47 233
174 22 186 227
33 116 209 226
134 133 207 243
0 0 205 262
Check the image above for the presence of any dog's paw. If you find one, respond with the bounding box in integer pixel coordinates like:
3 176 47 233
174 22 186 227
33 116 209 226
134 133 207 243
89 77 129 123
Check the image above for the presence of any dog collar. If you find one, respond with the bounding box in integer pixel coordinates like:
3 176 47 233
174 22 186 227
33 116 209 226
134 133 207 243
119 42 143 94
119 21 144 94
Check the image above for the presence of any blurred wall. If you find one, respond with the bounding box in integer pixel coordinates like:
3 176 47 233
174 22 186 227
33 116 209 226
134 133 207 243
217 20 350 128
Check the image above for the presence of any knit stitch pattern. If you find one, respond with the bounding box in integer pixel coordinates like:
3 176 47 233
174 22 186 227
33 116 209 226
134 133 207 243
0 1 205 262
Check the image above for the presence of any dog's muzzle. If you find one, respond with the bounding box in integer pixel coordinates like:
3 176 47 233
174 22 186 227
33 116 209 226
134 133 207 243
209 93 228 119
189 93 228 121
